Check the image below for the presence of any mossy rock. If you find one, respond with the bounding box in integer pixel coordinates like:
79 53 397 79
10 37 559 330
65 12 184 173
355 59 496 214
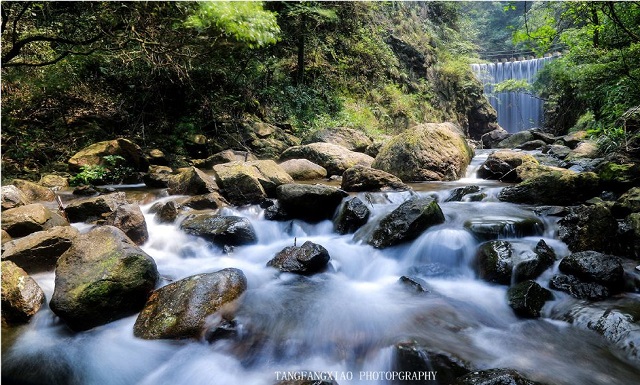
476 150 538 182
13 179 55 202
475 240 513 285
302 126 373 152
613 187 640 217
1 203 69 238
341 165 408 192
278 159 327 180
2 226 79 273
1 261 45 324
557 204 618 253
68 138 149 172
507 280 553 318
276 184 348 222
280 142 374 176
498 169 600 206
179 212 258 248
598 163 640 190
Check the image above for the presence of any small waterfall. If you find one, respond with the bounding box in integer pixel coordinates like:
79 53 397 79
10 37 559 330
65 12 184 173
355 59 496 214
471 57 555 133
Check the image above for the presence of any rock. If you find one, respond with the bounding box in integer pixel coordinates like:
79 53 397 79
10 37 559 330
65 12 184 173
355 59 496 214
133 268 247 339
267 241 331 275
476 150 538 182
12 179 55 202
481 127 510 149
1 261 45 324
104 203 148 245
463 216 543 241
516 140 546 151
167 167 220 196
49 226 158 331
1 204 68 238
72 185 98 196
334 197 371 234
549 275 610 300
1 185 30 211
372 122 474 182
531 130 558 144
203 318 238 343
507 280 553 318
597 163 640 191
1 226 79 273
64 192 128 223
39 174 69 189
179 212 257 247
276 184 348 222
613 187 640 217
475 241 513 285
547 144 571 159
393 342 472 385
513 239 556 282
445 186 481 202
496 130 535 148
68 138 149 172
302 127 373 152
280 142 374 176
341 165 408 192
154 201 179 224
143 166 173 188
148 149 168 166
561 130 588 149
279 159 328 180
365 196 445 249
498 169 600 206
566 140 599 160
365 135 393 158
181 193 225 211
213 160 293 205
559 251 624 290
184 134 208 159
453 368 544 385
249 160 295 195
557 204 618 253
1 229 11 245
620 213 640 259
205 149 257 167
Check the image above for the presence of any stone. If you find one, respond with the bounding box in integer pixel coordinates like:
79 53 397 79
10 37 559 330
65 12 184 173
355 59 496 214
1 204 69 238
557 204 618 253
547 144 571 159
445 186 481 202
302 127 373 152
333 197 371 234
561 130 588 149
507 280 553 318
364 196 445 249
184 134 208 159
481 127 510 149
213 160 293 205
180 213 257 248
566 140 599 160
1 261 45 324
49 226 158 331
398 276 431 293
166 167 220 196
531 130 558 144
267 241 331 275
476 150 538 182
559 251 624 290
1 226 79 273
1 229 11 245
133 268 247 339
278 159 328 180
276 184 348 222
393 342 472 385
613 187 640 217
365 135 393 158
463 216 543 241
549 275 610 301
68 138 149 172
12 179 55 202
181 193 225 211
39 174 69 189
516 140 546 151
453 368 544 385
104 203 149 245
341 165 408 192
372 122 474 182
154 201 179 224
475 240 513 285
1 185 30 211
280 142 374 176
498 169 600 206
496 130 535 148
143 166 173 188
597 163 640 191
205 149 257 167
64 192 128 223
148 149 168 166
512 239 557 283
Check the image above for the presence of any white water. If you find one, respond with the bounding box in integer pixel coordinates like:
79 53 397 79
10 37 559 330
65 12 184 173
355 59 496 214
471 57 555 133
3 156 640 385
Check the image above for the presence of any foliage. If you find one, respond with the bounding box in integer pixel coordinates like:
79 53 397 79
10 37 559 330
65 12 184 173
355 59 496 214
69 155 134 186
494 79 532 93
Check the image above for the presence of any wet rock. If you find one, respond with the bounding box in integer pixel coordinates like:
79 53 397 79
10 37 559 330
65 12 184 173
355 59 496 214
267 241 331 275
1 226 79 273
50 226 158 331
549 275 610 300
516 140 546 151
464 216 544 242
481 127 510 149
559 251 624 291
476 240 513 285
557 204 618 253
498 169 600 206
612 187 640 217
39 174 69 189
276 184 348 222
393 341 472 385
1 185 30 211
334 197 371 234
365 135 393 158
476 150 538 182
512 240 557 282
104 203 149 245
68 138 149 172
280 142 374 176
154 201 179 224
143 166 173 188
205 149 257 167
303 126 373 152
64 191 128 223
372 122 474 182
619 213 640 259
2 203 69 238
181 193 225 211
203 318 238 343
213 160 293 205
597 163 640 191
13 179 55 202
263 200 290 221
496 130 535 149
134 268 247 340
167 167 220 196
445 186 481 202
507 280 553 318
365 196 445 249
547 144 571 159
531 130 558 144
1 261 45 324
180 212 257 247
561 130 588 149
278 159 327 180
341 165 408 192
398 276 431 293
453 368 544 385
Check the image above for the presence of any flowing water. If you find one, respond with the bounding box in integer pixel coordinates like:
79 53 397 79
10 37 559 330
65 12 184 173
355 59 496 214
471 57 555 133
3 151 640 385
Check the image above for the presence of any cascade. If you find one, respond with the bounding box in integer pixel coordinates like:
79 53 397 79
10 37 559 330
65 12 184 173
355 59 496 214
471 57 555 133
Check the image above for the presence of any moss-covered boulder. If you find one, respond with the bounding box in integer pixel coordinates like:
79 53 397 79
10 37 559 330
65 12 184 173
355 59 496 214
372 122 473 182
613 187 640 217
68 138 149 172
49 226 158 331
179 212 257 248
597 163 640 191
205 149 257 167
280 142 374 176
213 160 293 205
39 174 69 189
476 150 538 182
302 127 373 152
1 261 45 324
13 179 55 202
557 204 618 253
2 203 69 238
166 167 221 196
133 268 247 339
475 240 513 285
267 241 331 275
276 184 348 222
64 192 128 223
104 203 149 245
498 169 600 206
341 165 408 192
278 159 327 180
507 280 553 318
2 226 79 273
334 197 370 234
1 185 30 211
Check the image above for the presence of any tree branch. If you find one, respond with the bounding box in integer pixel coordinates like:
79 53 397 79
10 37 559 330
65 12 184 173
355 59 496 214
1 32 104 67
603 2 640 42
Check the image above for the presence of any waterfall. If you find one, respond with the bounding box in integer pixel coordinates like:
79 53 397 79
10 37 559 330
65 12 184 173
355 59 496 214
471 57 555 133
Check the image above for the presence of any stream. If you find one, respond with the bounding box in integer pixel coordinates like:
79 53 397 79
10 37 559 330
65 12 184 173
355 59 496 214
3 151 640 385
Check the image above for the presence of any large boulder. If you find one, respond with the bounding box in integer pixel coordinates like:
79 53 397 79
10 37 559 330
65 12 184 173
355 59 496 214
13 179 55 202
1 226 79 273
1 261 45 324
364 196 445 249
213 160 293 205
507 280 553 318
549 274 610 301
205 149 257 167
133 268 247 339
498 169 600 206
302 127 373 152
179 213 257 248
280 142 374 176
1 185 30 211
341 165 408 192
613 187 640 217
372 122 473 182
104 203 149 245
496 130 535 149
559 251 624 291
480 127 510 149
64 192 128 223
49 226 158 331
334 197 371 234
166 167 221 196
476 150 538 182
597 163 640 191
275 184 348 222
278 159 327 180
557 205 618 253
1 204 68 238
393 342 473 385
68 138 149 172
266 241 331 275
